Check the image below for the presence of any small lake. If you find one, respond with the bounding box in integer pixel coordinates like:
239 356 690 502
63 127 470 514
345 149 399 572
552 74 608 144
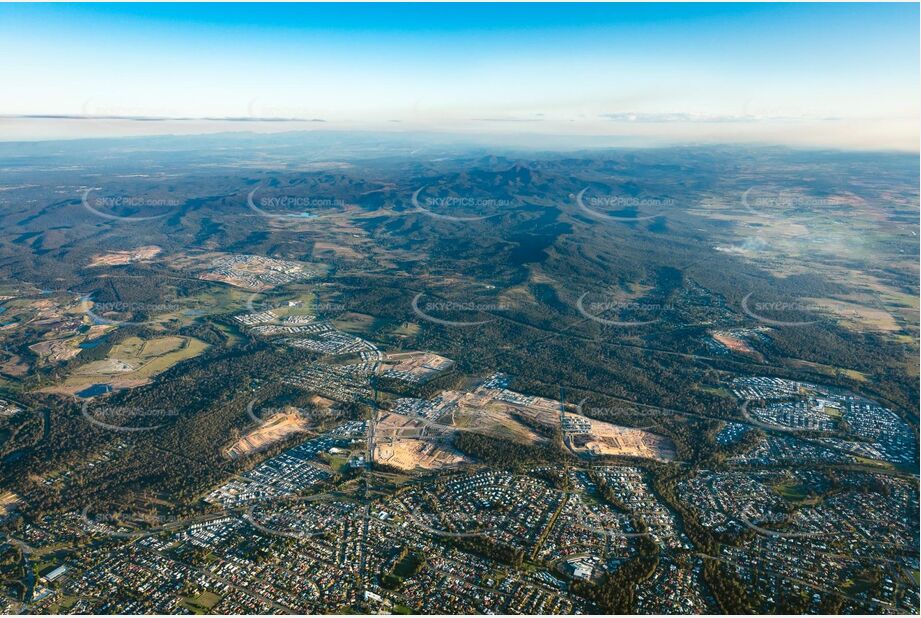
76 383 112 398
2 450 27 464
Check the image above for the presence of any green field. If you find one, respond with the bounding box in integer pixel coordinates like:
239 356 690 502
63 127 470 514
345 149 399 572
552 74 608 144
772 479 815 504
333 312 378 334
54 335 209 394
180 591 222 614
326 454 350 473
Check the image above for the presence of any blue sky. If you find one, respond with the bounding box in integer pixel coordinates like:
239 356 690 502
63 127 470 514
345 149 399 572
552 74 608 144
0 3 917 149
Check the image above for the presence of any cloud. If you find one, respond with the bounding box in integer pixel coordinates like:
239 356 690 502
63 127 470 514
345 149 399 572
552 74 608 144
9 114 326 123
471 116 545 123
600 112 801 123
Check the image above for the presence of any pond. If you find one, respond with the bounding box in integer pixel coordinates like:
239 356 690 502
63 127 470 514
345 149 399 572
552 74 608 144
76 383 112 398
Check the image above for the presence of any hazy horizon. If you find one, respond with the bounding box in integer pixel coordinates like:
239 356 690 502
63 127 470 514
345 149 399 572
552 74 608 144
1 3 918 150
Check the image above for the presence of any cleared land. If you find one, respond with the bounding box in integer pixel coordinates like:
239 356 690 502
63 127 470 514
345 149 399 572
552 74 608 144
43 335 208 396
0 352 28 377
332 312 377 334
375 438 470 471
0 491 20 519
312 241 362 260
373 412 471 471
225 410 310 459
88 245 161 267
28 338 81 363
571 423 677 461
382 385 677 464
381 351 454 381
712 332 762 359
804 296 901 333
509 404 677 462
